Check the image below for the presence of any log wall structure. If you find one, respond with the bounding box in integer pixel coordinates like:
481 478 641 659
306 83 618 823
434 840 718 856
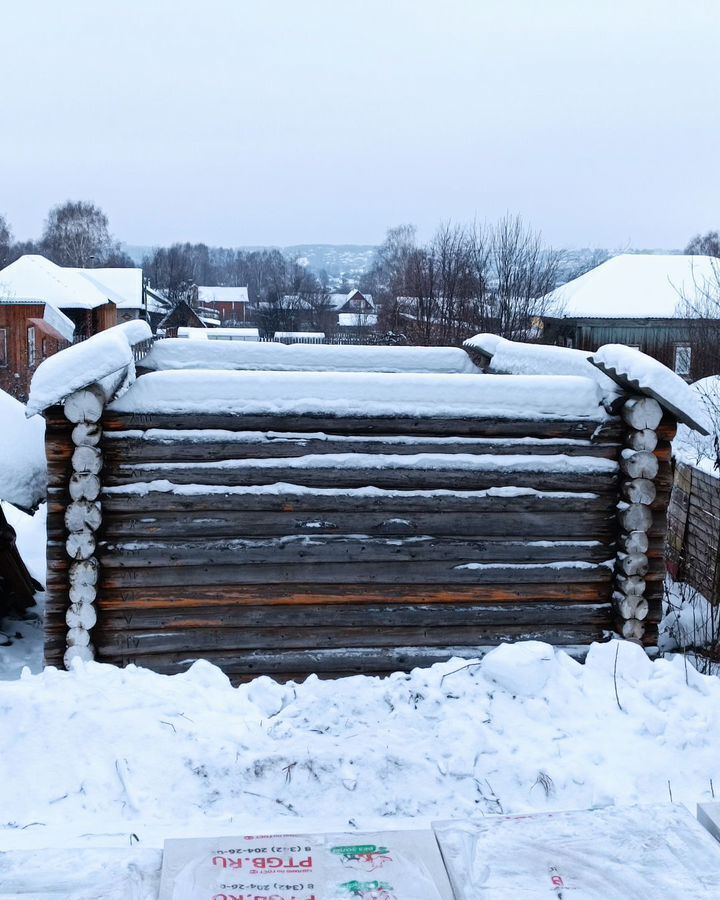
43 381 676 682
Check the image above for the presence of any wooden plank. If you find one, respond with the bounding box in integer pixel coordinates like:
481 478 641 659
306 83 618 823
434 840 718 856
95 601 612 630
95 642 608 675
99 489 612 515
101 509 617 540
97 582 614 607
102 411 618 439
95 623 608 655
101 433 622 463
97 536 614 569
102 462 619 493
98 560 614 588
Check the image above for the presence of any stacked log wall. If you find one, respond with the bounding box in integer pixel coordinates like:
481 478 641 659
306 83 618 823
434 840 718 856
41 402 680 680
65 410 630 681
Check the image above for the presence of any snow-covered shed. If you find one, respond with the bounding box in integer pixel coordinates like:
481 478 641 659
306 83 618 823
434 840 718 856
540 254 720 379
29 326 707 680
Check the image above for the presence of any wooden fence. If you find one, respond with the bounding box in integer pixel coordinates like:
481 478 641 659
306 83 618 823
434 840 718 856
667 461 720 602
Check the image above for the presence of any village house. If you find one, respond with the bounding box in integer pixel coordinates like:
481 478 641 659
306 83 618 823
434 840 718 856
268 287 377 334
0 254 172 399
540 254 720 379
194 285 250 324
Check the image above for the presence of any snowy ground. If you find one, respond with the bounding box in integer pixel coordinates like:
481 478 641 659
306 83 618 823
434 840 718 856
1 638 720 857
0 502 47 681
2 500 720 860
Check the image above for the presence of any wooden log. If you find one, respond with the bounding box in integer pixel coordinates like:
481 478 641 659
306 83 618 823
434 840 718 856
100 508 617 541
621 478 656 505
99 488 612 516
71 446 103 475
622 397 663 431
102 463 619 493
69 558 99 587
97 581 613 607
64 501 102 533
95 601 612 631
99 560 613 588
97 536 614 568
613 593 649 621
66 627 91 647
72 421 102 447
64 644 95 666
94 623 607 656
95 643 600 675
621 619 645 640
66 602 98 630
626 429 658 452
64 385 106 424
617 553 649 577
102 411 619 440
69 581 97 605
101 433 622 464
618 503 652 532
619 530 649 555
69 473 101 501
620 450 659 481
66 529 96 561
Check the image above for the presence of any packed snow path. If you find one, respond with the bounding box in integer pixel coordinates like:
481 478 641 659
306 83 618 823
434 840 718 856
1 641 718 845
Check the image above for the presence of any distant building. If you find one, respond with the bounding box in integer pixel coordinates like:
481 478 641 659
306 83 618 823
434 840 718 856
270 288 376 334
176 326 259 341
330 288 374 317
540 254 720 379
0 298 73 401
195 285 250 324
0 254 152 334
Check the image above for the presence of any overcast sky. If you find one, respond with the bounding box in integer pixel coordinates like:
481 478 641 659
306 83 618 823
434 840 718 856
1 0 718 249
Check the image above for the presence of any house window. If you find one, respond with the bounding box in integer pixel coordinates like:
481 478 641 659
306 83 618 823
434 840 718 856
42 338 49 359
674 345 692 376
27 326 36 368
0 328 7 367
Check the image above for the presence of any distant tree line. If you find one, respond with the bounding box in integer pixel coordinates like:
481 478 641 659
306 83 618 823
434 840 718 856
360 215 565 344
5 199 720 347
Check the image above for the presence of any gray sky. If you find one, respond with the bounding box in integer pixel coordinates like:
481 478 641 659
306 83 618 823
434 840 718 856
1 0 718 249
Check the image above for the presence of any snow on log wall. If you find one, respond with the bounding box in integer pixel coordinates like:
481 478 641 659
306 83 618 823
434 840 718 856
43 394 674 680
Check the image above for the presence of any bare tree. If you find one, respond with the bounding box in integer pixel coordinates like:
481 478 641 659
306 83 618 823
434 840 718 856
685 231 720 258
0 214 12 268
41 200 124 267
675 257 720 379
491 214 564 340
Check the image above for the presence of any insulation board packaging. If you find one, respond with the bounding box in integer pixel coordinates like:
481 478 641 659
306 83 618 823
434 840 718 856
158 830 453 900
434 804 720 899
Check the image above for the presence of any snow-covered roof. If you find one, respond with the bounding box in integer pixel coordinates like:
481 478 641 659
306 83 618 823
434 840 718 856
27 320 153 416
41 303 75 343
197 286 249 305
73 266 143 309
329 289 374 310
143 340 484 375
274 332 325 339
176 327 260 341
0 255 143 311
109 369 607 421
543 254 720 319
